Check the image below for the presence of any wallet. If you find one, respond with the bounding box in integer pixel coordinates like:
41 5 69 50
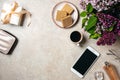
0 29 16 54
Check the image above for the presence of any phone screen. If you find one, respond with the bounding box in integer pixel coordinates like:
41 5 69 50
73 49 97 75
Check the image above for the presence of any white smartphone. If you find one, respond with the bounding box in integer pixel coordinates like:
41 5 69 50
71 46 100 78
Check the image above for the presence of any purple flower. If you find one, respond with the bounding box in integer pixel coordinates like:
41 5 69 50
79 0 119 11
79 0 87 10
96 13 119 28
118 30 120 36
97 31 117 45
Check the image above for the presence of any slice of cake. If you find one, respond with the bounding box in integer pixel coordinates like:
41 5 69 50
56 10 67 21
61 15 73 27
61 4 74 14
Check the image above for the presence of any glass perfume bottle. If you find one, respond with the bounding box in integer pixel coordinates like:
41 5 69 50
94 72 104 80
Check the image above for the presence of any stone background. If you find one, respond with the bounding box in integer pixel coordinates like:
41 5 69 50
0 0 120 80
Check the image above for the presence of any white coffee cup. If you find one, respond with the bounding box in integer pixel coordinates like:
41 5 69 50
70 31 83 46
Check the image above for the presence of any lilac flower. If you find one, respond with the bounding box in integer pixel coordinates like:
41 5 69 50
115 21 120 36
80 1 120 46
96 13 119 28
79 0 87 10
79 0 120 11
96 13 120 37
97 31 116 45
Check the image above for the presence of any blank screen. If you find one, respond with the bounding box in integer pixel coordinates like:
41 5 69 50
73 49 97 75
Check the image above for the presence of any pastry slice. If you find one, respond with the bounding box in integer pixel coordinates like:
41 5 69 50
56 10 67 21
61 4 74 14
61 15 73 27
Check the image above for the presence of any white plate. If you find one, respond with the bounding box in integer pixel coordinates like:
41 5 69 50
52 1 79 28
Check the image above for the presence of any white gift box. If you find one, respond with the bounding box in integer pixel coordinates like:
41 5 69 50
1 2 31 26
1 2 23 25
0 29 16 54
10 7 23 25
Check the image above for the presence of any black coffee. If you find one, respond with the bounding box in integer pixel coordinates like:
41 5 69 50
70 31 81 42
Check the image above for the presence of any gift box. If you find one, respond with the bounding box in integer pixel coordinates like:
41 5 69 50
1 1 31 26
10 6 23 25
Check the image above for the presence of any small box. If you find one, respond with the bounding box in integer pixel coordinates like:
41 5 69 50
10 7 23 25
62 15 73 27
0 29 16 54
56 10 67 21
61 4 74 14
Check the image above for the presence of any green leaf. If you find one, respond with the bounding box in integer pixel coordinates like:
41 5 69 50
82 18 88 28
90 33 101 39
86 3 93 13
85 16 97 31
91 13 96 16
87 26 96 34
80 11 87 17
107 26 114 31
107 22 116 31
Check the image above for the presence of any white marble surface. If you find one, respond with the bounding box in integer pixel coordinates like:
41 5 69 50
0 0 120 80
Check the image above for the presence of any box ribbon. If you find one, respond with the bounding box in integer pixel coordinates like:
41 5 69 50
1 2 31 27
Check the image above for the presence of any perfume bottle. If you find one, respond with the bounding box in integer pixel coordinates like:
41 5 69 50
94 72 104 80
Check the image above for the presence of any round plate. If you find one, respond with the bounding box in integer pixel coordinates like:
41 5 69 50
52 1 79 28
